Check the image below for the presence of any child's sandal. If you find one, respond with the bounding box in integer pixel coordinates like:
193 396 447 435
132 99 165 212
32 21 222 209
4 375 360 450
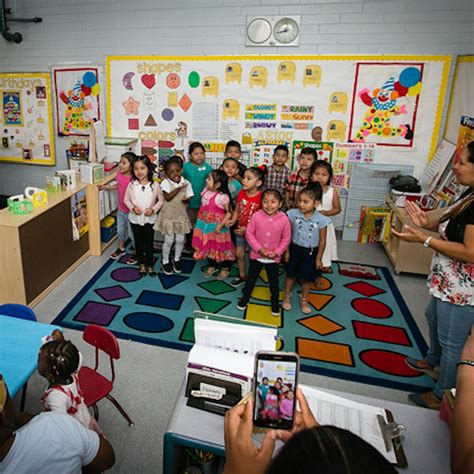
203 266 217 278
282 293 292 311
300 297 312 314
216 268 230 280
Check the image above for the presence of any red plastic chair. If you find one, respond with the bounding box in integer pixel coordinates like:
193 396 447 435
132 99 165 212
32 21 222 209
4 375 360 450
77 324 134 427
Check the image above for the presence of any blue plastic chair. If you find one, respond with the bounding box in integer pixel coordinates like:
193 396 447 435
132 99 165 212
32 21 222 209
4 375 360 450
0 304 37 321
0 303 37 409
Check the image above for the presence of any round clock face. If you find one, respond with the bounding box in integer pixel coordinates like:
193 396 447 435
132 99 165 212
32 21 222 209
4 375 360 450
273 18 299 44
247 18 272 44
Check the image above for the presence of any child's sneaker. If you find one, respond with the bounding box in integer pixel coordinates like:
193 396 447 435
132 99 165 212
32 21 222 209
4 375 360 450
236 298 248 311
230 276 247 287
126 254 138 265
271 304 280 316
110 248 125 259
173 260 182 274
161 261 173 275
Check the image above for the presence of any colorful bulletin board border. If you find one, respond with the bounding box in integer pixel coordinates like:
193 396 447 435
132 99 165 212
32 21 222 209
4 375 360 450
0 72 55 165
52 66 102 137
106 55 450 177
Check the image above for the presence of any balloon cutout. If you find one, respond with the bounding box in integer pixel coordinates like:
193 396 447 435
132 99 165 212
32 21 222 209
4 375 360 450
393 81 408 97
91 83 100 96
81 85 91 96
407 82 422 96
399 67 420 88
82 71 97 88
188 71 200 88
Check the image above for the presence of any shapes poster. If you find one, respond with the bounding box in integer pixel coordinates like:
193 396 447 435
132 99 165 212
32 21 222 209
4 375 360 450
107 56 449 177
0 73 55 165
52 66 102 136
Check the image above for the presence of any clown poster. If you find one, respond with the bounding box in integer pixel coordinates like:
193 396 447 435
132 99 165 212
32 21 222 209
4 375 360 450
52 66 102 136
349 63 423 147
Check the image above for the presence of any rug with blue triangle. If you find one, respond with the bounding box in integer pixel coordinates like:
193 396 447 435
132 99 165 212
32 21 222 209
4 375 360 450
52 248 433 392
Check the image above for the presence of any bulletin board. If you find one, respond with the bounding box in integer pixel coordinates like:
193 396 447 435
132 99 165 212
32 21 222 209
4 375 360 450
107 55 450 177
444 55 474 145
0 72 55 165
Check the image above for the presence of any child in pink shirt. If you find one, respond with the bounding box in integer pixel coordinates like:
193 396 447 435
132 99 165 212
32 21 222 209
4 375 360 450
236 189 291 316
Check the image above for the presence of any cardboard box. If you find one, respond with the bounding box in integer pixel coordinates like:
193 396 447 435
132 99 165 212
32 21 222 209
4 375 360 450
104 137 138 164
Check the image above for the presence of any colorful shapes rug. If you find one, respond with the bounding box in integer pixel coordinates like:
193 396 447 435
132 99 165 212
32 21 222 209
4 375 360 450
53 252 433 392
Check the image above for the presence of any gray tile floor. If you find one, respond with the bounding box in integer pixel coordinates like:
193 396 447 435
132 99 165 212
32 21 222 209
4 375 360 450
17 240 432 473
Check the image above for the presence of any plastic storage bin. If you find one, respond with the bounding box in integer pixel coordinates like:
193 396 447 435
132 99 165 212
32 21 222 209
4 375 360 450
100 215 117 242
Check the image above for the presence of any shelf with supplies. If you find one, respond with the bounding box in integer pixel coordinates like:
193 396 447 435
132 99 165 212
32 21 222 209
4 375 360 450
382 194 441 275
86 172 119 256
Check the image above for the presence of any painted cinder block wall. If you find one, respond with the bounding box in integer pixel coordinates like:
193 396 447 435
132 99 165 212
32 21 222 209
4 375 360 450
0 0 472 194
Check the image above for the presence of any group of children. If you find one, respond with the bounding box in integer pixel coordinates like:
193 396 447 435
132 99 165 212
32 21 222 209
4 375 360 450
103 140 341 315
257 377 295 421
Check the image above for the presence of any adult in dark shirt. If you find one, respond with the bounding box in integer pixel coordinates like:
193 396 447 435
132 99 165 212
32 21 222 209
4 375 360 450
392 141 474 409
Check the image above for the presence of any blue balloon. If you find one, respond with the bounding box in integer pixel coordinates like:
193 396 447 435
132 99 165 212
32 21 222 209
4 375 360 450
82 72 97 88
399 67 420 88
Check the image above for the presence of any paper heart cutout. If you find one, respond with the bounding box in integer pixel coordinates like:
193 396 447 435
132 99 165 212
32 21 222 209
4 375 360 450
141 74 156 90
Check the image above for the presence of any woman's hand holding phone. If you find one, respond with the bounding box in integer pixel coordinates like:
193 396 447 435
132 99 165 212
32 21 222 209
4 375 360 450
223 399 276 474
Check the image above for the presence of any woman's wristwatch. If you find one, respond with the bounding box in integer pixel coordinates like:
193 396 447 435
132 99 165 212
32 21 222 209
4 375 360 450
423 236 432 248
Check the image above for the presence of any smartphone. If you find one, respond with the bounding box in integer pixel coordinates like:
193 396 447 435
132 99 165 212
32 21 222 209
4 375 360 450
252 351 300 430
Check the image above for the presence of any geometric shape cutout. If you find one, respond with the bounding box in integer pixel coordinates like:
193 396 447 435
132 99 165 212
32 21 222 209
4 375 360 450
298 314 344 336
179 317 195 343
180 258 196 275
161 108 174 121
145 113 157 126
128 118 139 130
359 349 423 377
94 285 131 302
197 280 236 296
307 293 335 311
111 267 142 283
157 273 189 290
250 286 283 302
309 276 332 291
296 338 354 366
123 312 174 333
344 281 385 297
337 263 381 280
179 93 192 112
136 290 184 311
351 298 393 319
73 301 120 326
353 321 411 346
194 296 230 314
245 303 281 328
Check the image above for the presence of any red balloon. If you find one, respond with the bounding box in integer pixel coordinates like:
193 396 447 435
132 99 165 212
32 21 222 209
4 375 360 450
81 84 91 96
394 81 408 97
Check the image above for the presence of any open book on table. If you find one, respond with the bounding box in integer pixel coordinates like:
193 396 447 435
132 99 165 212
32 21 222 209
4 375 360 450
299 384 407 467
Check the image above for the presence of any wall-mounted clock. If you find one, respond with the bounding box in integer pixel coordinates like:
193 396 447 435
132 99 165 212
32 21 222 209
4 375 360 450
246 15 301 47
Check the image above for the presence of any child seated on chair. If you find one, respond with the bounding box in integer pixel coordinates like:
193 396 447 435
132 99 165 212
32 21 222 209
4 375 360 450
38 330 102 435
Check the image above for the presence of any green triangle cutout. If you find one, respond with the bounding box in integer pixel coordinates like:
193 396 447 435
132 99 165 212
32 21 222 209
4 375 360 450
195 297 231 314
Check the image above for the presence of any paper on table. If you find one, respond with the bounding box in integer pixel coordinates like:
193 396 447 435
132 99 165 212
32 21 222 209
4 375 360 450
194 319 277 356
299 384 397 464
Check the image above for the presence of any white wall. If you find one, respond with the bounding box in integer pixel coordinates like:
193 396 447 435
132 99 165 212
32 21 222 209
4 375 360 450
0 0 472 195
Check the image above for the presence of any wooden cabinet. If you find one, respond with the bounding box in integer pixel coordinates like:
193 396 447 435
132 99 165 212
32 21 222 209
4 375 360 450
86 172 118 256
383 195 437 275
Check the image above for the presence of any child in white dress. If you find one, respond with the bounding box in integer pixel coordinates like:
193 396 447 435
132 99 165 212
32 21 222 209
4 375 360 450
311 160 341 279
38 331 102 434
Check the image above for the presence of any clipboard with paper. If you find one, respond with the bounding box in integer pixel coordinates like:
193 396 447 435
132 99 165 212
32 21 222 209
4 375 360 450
300 385 407 468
